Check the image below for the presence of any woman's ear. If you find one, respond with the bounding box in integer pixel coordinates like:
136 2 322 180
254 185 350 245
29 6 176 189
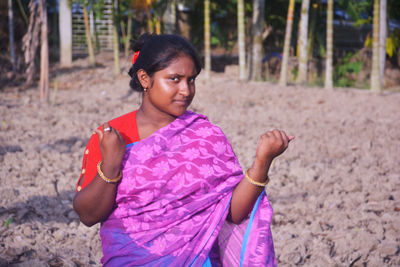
137 69 150 89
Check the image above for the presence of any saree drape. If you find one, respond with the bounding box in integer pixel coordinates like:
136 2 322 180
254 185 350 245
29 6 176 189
100 111 276 266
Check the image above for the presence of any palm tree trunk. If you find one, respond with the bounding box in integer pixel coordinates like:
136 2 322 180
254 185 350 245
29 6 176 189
307 1 318 82
307 2 317 59
146 7 153 33
8 0 16 72
83 5 96 66
237 0 246 81
120 20 127 55
59 0 72 67
155 17 161 34
204 0 211 81
39 0 49 103
379 0 387 89
23 0 41 86
125 15 132 57
112 0 120 75
324 0 333 89
89 9 98 52
297 0 310 84
279 0 295 86
166 0 176 34
250 0 265 81
371 0 381 92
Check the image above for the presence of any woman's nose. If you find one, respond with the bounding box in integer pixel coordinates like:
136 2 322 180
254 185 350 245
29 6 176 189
179 81 190 96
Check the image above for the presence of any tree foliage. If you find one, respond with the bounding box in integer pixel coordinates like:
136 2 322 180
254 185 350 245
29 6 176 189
4 0 400 90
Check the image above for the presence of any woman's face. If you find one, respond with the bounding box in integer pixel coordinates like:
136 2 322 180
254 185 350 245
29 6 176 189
142 55 197 119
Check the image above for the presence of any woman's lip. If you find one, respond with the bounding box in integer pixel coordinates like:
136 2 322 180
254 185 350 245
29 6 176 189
173 99 188 105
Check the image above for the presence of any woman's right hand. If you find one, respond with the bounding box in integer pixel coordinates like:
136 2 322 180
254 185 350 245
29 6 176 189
94 123 126 178
73 123 125 227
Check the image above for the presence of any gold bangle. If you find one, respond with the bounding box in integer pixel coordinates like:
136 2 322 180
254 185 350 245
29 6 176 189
244 170 269 187
97 161 122 183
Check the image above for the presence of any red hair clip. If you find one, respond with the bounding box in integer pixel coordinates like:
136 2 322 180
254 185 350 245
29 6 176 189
132 51 140 65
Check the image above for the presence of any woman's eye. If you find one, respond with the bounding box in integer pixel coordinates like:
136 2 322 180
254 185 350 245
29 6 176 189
189 77 196 84
170 77 179 82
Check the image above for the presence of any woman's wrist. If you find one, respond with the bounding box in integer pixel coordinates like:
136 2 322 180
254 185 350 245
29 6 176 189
252 157 272 173
247 160 271 183
99 160 121 179
245 170 270 187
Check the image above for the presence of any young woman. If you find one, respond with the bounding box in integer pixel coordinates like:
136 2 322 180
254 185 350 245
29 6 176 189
73 33 293 266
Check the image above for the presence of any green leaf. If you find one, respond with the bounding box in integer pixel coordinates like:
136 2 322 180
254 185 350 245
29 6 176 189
245 3 252 12
364 35 372 48
211 36 220 46
346 2 360 22
4 217 13 228
386 30 400 58
387 37 395 58
354 18 371 27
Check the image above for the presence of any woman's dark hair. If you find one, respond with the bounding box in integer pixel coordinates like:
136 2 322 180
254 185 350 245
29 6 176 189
128 33 202 92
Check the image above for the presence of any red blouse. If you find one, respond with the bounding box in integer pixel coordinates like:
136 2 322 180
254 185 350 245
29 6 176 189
76 110 140 191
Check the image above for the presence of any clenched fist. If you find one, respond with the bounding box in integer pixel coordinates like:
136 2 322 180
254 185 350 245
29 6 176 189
95 123 126 178
255 129 294 165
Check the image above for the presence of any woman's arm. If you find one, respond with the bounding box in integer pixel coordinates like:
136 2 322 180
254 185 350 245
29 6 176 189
73 123 126 226
229 130 294 224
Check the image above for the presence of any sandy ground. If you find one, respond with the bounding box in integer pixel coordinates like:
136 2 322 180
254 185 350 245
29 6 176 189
0 54 399 266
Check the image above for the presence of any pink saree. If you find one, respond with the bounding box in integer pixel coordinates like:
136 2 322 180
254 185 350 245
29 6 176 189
100 111 276 266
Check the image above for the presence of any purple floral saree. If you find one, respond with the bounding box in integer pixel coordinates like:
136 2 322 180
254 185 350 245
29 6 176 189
100 111 277 266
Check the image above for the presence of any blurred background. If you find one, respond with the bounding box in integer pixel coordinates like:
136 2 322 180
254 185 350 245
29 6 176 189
1 0 400 96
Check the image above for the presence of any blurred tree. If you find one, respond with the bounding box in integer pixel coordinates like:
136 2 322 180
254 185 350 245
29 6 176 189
379 0 386 87
81 1 96 66
38 0 49 102
8 0 16 72
250 0 265 81
59 0 72 67
297 0 310 84
352 0 400 66
279 0 295 86
16 0 28 26
371 0 381 92
177 1 194 39
238 0 246 81
134 0 159 33
387 0 400 66
337 0 372 27
23 0 41 86
204 0 211 81
119 0 133 57
112 0 120 75
164 0 176 34
307 2 317 62
152 1 167 34
190 0 241 52
126 12 132 53
146 2 154 33
325 0 333 89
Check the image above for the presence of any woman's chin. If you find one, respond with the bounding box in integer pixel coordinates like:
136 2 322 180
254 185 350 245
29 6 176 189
172 105 190 117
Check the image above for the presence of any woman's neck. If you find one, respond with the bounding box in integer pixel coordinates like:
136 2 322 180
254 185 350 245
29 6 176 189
136 104 177 139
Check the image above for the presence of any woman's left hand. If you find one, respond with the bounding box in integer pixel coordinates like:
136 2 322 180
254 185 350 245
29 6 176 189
230 130 294 224
255 129 294 165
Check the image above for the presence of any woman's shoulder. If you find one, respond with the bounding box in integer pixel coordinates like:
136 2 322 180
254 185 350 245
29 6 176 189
109 110 138 127
108 110 140 144
85 110 140 145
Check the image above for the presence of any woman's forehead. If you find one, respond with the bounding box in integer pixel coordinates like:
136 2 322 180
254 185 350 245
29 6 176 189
161 55 197 75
